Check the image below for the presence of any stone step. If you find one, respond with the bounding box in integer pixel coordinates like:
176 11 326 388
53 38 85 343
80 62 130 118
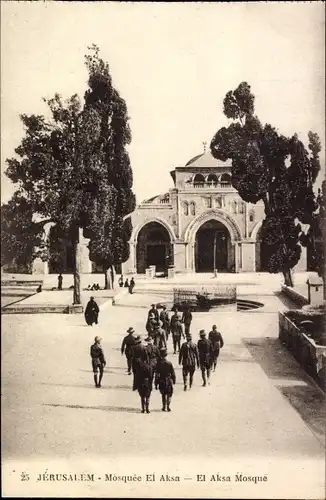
1 304 83 314
1 280 43 287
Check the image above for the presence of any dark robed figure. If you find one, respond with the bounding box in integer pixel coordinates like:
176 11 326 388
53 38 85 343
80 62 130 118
85 296 99 326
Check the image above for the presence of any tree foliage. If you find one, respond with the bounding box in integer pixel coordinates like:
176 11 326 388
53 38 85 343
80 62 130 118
4 45 135 296
1 193 45 272
211 82 321 286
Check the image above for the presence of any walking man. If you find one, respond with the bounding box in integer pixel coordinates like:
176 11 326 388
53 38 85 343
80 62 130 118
153 322 166 349
159 305 170 341
208 325 224 371
137 360 153 414
131 336 149 391
118 275 124 287
129 277 135 294
84 296 100 326
90 336 106 388
170 308 184 354
148 304 159 323
155 348 176 412
197 330 213 387
145 336 160 383
179 334 199 391
57 273 63 291
121 327 137 375
181 306 193 336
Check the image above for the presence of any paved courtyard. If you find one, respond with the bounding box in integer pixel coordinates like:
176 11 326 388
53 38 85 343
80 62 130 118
2 290 325 498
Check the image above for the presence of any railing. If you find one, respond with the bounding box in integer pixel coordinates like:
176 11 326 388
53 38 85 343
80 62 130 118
188 182 233 189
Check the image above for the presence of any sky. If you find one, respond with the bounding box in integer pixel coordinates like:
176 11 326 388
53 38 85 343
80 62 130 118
1 1 325 205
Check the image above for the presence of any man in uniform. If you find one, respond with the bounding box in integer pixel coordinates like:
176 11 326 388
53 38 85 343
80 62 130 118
153 322 166 349
208 325 224 371
159 305 170 341
90 336 106 388
197 330 213 387
182 306 193 336
155 348 176 412
179 334 199 391
121 327 137 374
130 336 149 391
145 335 160 383
146 314 156 337
148 304 159 323
137 360 153 414
170 308 184 354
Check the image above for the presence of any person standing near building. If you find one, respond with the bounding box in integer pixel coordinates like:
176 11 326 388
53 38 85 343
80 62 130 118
137 360 153 414
208 325 224 371
179 334 199 391
159 305 170 341
170 308 184 354
121 327 137 375
84 296 100 326
90 336 106 388
129 277 135 294
124 278 130 288
131 336 149 391
57 273 63 291
181 307 193 336
155 348 176 412
197 330 213 387
118 275 124 287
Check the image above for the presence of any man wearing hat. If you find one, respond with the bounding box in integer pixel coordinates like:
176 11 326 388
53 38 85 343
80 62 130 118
179 334 199 391
137 359 153 414
121 327 137 375
170 308 184 354
153 322 167 349
131 336 149 391
208 325 224 371
145 313 157 337
145 336 160 383
159 305 170 341
90 336 106 388
147 304 159 323
181 306 193 337
197 330 213 387
155 348 176 412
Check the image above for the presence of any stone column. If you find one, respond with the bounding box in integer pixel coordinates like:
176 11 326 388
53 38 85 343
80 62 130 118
173 242 186 273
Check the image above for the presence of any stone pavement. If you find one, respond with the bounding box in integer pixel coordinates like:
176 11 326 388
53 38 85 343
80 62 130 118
2 293 325 499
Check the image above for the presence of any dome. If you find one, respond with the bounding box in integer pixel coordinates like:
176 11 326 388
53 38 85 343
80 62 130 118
185 150 230 168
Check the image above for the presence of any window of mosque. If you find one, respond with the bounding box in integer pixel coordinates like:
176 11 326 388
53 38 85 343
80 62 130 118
183 202 189 216
206 174 218 186
193 174 205 186
190 201 196 215
249 209 255 222
220 173 231 185
239 202 245 214
215 196 222 208
204 197 212 208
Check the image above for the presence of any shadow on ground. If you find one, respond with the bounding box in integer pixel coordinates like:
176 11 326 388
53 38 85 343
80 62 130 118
40 382 131 390
43 403 162 413
243 336 325 446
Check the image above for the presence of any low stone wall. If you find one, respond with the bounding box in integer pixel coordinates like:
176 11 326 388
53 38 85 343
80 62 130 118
279 311 326 390
281 285 309 307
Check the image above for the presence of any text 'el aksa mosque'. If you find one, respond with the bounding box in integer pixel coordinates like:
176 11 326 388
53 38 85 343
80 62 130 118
33 145 307 276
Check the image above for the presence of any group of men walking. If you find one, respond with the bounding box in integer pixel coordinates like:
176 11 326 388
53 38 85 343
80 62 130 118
89 303 224 413
118 303 224 412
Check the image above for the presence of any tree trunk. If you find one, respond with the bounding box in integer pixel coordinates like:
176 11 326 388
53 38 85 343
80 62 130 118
73 229 81 305
283 269 293 288
111 265 116 288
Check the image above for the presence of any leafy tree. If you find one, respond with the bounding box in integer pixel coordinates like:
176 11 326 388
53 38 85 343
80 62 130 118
211 82 321 286
4 46 135 300
1 193 46 272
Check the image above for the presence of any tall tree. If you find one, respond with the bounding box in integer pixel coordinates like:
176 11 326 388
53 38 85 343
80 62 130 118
210 82 321 286
82 46 136 288
4 46 134 300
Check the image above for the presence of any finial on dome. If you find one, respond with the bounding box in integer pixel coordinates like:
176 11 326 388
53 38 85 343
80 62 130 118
202 141 207 153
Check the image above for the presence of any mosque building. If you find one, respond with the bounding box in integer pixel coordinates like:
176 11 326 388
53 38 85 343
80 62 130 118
31 147 306 276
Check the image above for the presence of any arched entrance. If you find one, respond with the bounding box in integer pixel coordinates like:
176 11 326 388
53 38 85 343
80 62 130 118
136 222 173 274
195 220 231 272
